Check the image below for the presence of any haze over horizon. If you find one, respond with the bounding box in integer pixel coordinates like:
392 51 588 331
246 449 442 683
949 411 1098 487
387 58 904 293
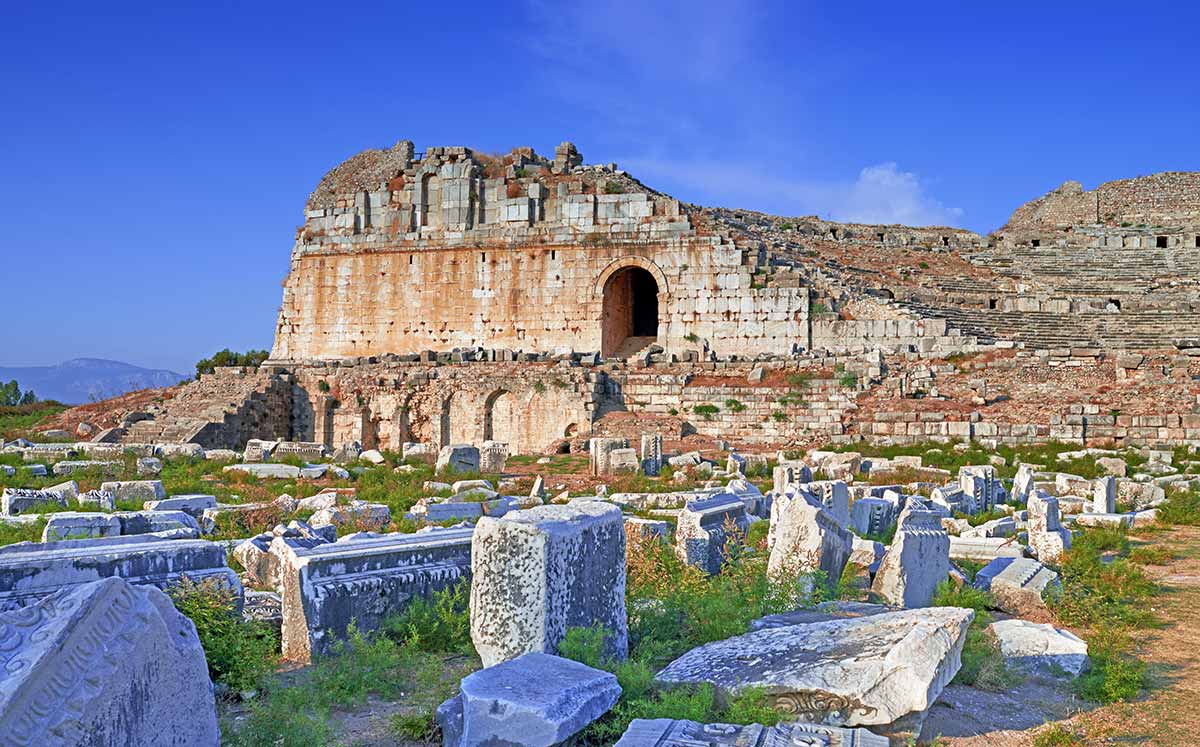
3 0 1197 374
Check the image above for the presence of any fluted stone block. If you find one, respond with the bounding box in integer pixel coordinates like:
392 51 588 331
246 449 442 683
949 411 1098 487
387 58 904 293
870 505 949 608
675 493 750 575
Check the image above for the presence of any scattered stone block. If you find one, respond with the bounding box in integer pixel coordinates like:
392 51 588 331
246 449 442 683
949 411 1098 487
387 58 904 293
1 487 68 516
143 494 217 518
437 444 480 474
52 460 120 476
136 456 164 476
1073 512 1134 529
750 600 895 631
870 504 950 608
41 511 122 542
1092 476 1117 513
308 501 391 529
850 497 897 537
99 479 166 505
0 577 220 745
0 533 241 610
279 528 473 662
471 501 627 668
624 516 671 543
656 607 973 737
77 489 116 511
224 463 302 479
677 493 751 575
973 557 1060 616
402 442 437 464
767 488 853 585
437 652 621 747
612 718 888 747
44 480 79 503
948 535 1024 562
114 509 200 536
1027 490 1072 564
990 619 1088 676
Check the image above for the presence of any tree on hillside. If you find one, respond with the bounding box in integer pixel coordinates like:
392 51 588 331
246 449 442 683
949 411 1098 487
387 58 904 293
0 380 37 406
195 349 271 377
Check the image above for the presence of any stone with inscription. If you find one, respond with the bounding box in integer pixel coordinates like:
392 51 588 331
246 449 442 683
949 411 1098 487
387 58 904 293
471 501 627 668
0 577 220 746
613 718 887 747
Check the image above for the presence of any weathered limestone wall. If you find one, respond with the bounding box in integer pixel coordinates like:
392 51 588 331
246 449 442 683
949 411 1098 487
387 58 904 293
1006 173 1200 229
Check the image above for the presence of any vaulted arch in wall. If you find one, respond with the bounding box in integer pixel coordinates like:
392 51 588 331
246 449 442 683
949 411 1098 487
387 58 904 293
483 389 516 444
595 257 670 358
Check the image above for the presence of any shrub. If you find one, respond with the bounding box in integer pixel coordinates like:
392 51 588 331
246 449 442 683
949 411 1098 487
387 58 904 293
195 348 270 377
1075 637 1146 703
383 582 474 655
169 576 278 693
786 372 812 390
838 372 858 389
932 581 1015 691
724 398 746 413
693 404 719 420
1157 489 1200 526
1129 544 1172 565
604 182 625 194
771 411 788 423
1033 724 1085 747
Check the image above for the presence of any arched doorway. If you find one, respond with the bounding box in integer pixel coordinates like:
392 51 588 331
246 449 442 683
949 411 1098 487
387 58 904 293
602 266 659 357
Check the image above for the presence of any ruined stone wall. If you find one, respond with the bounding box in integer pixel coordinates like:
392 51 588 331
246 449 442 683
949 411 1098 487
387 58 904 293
1005 173 1200 229
271 140 862 363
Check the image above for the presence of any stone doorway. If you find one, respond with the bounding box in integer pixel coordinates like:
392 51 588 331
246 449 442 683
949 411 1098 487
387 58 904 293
602 266 659 358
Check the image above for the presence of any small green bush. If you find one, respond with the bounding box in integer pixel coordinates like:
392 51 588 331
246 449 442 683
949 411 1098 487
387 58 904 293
169 576 278 693
724 398 746 413
382 581 473 655
693 404 719 420
1157 489 1200 526
1033 724 1085 747
1075 638 1146 703
931 581 1015 691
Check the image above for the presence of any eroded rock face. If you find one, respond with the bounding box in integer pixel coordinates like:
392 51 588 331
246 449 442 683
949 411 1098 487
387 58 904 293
613 718 888 747
655 607 974 734
437 652 621 747
0 577 220 746
470 501 627 668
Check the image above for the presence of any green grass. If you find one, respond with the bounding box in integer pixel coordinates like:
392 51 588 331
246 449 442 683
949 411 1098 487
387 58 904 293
0 517 45 545
169 576 278 693
223 583 479 746
932 581 1017 691
1157 488 1200 526
0 402 69 440
1033 724 1085 747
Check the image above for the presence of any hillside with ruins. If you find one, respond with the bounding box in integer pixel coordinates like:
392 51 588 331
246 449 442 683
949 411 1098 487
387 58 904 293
3 138 1200 747
58 140 1198 459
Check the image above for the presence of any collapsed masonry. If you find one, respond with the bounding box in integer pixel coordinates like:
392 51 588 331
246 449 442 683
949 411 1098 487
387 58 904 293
89 140 1200 452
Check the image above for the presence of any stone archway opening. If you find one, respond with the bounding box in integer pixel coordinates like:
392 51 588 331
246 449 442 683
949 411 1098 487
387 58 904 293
483 390 515 444
602 266 659 358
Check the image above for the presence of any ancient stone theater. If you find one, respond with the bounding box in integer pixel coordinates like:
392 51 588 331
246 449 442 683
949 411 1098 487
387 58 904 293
111 141 1200 453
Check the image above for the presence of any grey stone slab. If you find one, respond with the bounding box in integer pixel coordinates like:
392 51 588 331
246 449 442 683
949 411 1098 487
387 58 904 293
278 528 472 662
0 533 241 612
41 511 122 542
613 718 887 747
973 557 1060 616
677 493 751 575
437 652 621 747
656 608 973 733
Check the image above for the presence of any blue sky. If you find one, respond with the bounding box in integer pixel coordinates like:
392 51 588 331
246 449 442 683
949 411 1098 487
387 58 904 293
2 1 1197 373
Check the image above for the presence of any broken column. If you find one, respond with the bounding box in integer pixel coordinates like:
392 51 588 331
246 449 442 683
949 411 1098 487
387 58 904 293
278 527 473 662
640 434 663 476
471 501 627 668
590 437 629 476
1027 489 1072 564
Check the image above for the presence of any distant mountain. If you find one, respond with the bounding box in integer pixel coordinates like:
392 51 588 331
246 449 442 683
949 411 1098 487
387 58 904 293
0 358 188 404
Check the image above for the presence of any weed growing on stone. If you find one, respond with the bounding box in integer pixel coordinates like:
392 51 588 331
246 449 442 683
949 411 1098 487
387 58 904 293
169 576 278 694
931 581 1016 691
